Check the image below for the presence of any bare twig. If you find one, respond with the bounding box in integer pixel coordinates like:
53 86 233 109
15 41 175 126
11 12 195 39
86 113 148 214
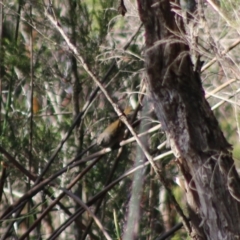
202 39 240 72
205 78 237 98
62 189 113 240
0 146 36 182
80 148 124 240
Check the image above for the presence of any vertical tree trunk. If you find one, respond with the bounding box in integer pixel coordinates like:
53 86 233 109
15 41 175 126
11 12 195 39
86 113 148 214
137 0 240 239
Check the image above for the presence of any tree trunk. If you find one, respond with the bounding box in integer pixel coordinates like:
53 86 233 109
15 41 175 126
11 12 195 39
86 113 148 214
137 0 240 239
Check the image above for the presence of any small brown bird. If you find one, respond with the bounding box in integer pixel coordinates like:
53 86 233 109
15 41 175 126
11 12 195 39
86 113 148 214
74 106 134 160
97 106 133 148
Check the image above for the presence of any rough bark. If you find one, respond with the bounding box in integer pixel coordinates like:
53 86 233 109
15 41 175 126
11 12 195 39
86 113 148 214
137 0 240 239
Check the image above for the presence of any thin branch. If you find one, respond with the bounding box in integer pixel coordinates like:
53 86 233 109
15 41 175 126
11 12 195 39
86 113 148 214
202 38 240 72
0 163 7 202
155 222 184 240
205 78 237 98
206 0 238 32
28 5 34 239
62 189 113 240
80 148 124 240
0 146 36 182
